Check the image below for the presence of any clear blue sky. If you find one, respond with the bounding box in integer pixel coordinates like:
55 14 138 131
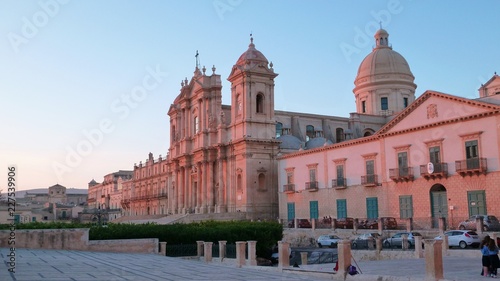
1 0 499 191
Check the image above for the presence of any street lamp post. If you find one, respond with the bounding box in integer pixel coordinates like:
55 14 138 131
92 205 107 227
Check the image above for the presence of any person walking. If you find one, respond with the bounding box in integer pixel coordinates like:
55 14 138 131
481 235 491 277
488 239 500 278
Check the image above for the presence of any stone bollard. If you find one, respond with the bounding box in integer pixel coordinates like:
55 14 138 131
196 241 204 257
376 237 383 253
378 217 383 233
294 218 298 229
337 239 352 277
159 242 167 256
278 241 290 269
491 233 499 246
438 217 446 234
414 236 423 258
353 218 359 232
402 234 409 250
476 217 484 234
367 237 375 250
312 218 316 230
219 240 227 261
235 241 247 268
300 252 308 265
424 239 444 281
247 241 257 266
406 218 413 232
204 242 213 263
332 219 337 229
441 235 448 257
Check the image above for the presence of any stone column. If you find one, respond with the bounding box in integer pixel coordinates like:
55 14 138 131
311 218 316 230
378 217 383 233
376 237 383 253
204 242 213 263
402 234 409 250
201 161 207 214
294 218 298 229
367 237 375 250
196 241 204 257
197 162 203 213
207 161 214 213
337 239 352 277
414 236 423 258
159 242 167 256
406 218 413 232
441 235 448 257
476 217 484 234
278 241 290 269
438 217 446 234
235 241 247 268
300 252 308 265
217 157 226 213
424 239 444 281
247 241 257 266
219 240 227 261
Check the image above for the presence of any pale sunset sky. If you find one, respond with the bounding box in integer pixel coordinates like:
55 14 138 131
1 0 499 191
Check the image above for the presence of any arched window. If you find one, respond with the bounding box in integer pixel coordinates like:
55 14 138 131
237 174 242 192
256 93 264 113
336 128 344 143
306 125 314 141
276 122 283 138
193 116 199 134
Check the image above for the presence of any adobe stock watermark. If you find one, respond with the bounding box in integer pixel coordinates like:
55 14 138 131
339 0 405 63
52 65 169 181
213 0 243 20
8 0 70 54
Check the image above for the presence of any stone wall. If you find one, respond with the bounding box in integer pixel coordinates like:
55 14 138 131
0 228 158 254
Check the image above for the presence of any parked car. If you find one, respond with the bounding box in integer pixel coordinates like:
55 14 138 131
458 215 500 231
335 217 354 229
297 219 312 228
317 234 341 248
362 217 398 230
351 232 380 248
383 232 422 248
434 230 480 249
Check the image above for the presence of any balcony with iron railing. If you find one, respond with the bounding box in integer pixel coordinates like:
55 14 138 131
455 158 487 176
283 184 295 194
305 181 319 192
361 174 378 187
389 167 414 183
332 178 347 189
420 162 448 180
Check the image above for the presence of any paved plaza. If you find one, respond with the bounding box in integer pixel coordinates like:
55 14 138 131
0 248 487 281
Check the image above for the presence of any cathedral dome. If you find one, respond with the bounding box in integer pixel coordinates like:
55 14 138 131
278 135 303 150
235 37 269 67
304 137 332 150
354 29 415 92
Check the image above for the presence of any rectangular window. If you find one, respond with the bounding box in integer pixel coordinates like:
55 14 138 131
287 202 295 220
381 97 388 110
336 199 347 218
403 97 408 108
366 197 379 219
366 160 374 175
398 152 408 176
429 146 440 164
309 168 316 182
310 201 319 220
465 140 478 159
287 172 293 184
362 101 366 113
336 165 344 186
465 140 479 169
399 195 413 218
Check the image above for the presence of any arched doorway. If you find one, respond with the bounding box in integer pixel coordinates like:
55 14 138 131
430 184 448 228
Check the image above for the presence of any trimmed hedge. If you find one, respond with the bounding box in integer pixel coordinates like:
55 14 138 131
0 221 283 258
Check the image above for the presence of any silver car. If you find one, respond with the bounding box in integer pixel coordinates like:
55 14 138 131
435 230 480 249
317 235 341 248
458 215 500 231
352 232 380 248
383 232 422 248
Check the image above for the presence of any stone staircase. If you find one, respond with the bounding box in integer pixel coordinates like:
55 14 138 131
110 212 248 225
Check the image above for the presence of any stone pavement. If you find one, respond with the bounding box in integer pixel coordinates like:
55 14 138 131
0 248 486 281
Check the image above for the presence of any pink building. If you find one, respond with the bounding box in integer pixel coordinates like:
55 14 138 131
278 29 500 229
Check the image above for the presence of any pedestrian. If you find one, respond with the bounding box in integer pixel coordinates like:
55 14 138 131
481 235 491 277
489 239 500 278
